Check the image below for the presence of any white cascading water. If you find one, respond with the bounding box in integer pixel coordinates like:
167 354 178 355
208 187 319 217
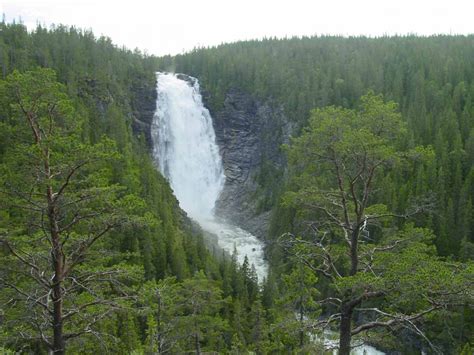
153 73 224 220
152 72 267 280
151 72 382 354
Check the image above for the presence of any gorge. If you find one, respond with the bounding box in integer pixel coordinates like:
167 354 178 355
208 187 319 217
151 72 268 280
1 23 471 353
150 72 385 355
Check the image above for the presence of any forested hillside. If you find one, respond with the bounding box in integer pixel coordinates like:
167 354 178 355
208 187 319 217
169 35 474 259
168 36 474 353
1 23 473 354
0 22 265 354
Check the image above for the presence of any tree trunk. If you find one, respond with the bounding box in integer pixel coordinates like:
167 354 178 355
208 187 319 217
194 333 201 355
350 227 360 276
52 287 64 355
339 308 352 355
341 222 361 354
49 184 65 355
299 294 304 348
51 244 65 355
157 292 162 353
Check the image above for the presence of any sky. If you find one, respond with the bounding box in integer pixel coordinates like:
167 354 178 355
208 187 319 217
1 0 473 56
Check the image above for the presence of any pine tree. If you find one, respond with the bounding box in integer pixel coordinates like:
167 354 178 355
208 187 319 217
283 92 472 354
0 68 147 354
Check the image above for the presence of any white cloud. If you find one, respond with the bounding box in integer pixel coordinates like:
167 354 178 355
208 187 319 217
3 0 474 56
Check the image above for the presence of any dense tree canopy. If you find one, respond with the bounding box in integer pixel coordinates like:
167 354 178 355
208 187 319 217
0 68 150 354
171 38 474 351
0 22 265 353
282 93 473 354
170 35 474 259
1 22 473 354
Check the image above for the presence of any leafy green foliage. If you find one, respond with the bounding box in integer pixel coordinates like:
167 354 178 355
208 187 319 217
171 35 474 259
1 21 473 353
0 22 273 353
279 94 473 354
0 68 150 353
171 37 474 351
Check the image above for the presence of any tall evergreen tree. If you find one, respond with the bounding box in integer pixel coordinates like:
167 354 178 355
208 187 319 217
0 68 147 354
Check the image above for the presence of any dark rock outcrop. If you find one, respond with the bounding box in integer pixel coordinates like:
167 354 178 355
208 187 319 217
210 89 293 239
131 76 157 147
145 73 292 239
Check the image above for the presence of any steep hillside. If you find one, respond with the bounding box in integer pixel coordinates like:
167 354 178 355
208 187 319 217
167 35 474 258
163 36 474 353
1 25 472 353
0 23 264 354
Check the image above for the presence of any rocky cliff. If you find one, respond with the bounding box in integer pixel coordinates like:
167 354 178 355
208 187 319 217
146 74 292 240
208 89 293 239
131 76 157 147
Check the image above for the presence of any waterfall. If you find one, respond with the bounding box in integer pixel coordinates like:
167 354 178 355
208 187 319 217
151 73 382 354
153 73 225 220
152 72 267 280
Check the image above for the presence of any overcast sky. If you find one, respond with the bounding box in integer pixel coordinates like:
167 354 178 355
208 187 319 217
1 0 473 56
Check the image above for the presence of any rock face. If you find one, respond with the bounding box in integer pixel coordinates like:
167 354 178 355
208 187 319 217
145 73 292 239
131 76 157 147
209 89 293 239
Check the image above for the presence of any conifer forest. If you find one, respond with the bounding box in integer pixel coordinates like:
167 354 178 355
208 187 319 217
0 21 473 354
